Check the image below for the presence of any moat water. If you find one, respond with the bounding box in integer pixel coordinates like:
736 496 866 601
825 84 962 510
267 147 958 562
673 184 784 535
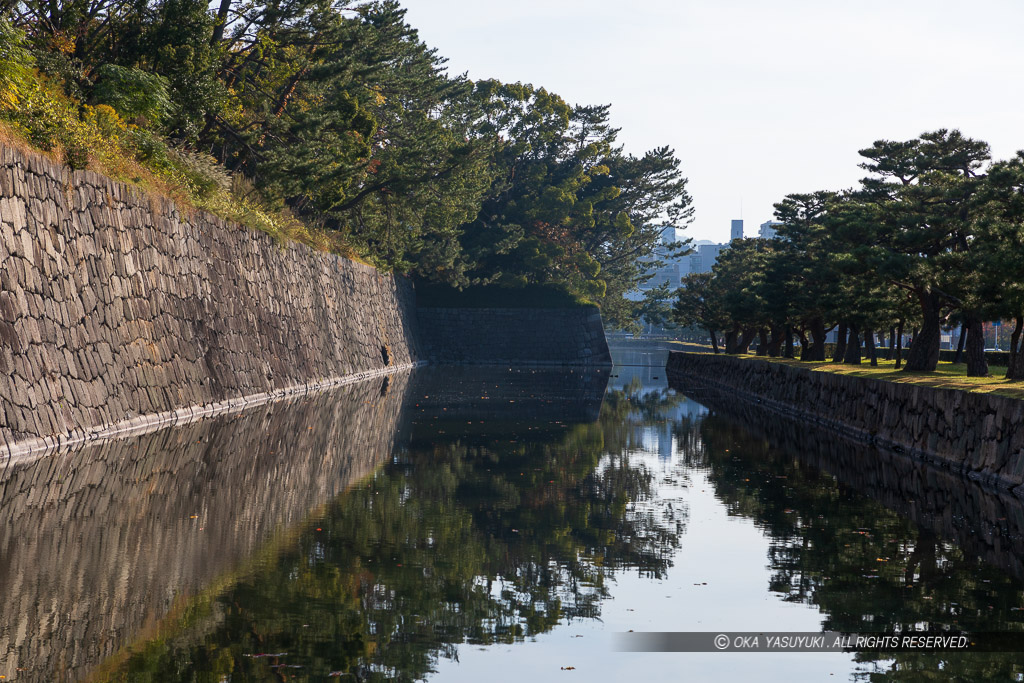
2 341 1024 681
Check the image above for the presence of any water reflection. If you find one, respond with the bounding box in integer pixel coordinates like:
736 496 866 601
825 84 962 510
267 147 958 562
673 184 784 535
0 374 411 683
4 358 1024 682
87 367 690 682
671 379 1024 680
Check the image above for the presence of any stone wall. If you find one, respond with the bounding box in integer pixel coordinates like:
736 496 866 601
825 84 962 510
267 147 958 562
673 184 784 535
666 352 1024 495
0 372 410 683
678 377 1024 581
0 144 421 454
416 306 612 366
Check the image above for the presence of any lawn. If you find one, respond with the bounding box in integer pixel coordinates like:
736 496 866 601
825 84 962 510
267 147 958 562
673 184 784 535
722 354 1024 399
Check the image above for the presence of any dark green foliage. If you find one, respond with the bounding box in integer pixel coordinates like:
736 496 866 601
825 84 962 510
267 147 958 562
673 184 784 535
681 129 1024 377
135 0 222 139
3 0 690 325
459 81 691 312
672 272 728 350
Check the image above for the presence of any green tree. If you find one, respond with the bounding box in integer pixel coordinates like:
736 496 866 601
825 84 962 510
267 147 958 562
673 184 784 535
673 272 728 352
976 154 1024 379
773 191 840 360
0 18 34 108
857 129 991 372
458 81 691 311
707 238 777 354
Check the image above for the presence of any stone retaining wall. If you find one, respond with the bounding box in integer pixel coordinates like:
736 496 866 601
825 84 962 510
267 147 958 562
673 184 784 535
0 144 421 454
678 378 1024 581
666 352 1024 495
416 306 612 365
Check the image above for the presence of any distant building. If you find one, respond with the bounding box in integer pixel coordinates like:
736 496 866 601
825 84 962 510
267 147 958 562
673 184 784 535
689 242 727 274
629 218 773 303
731 219 744 241
628 226 690 298
759 220 782 239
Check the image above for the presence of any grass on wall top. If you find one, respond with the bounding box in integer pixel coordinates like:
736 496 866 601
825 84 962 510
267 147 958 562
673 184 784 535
690 352 1024 400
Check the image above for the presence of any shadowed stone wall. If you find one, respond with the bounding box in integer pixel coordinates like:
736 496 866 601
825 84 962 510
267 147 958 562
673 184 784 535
0 372 410 683
677 378 1024 582
416 307 612 366
0 144 420 454
666 351 1024 495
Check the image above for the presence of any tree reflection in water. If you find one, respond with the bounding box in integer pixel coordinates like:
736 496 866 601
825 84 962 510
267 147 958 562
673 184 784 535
676 391 1024 682
98 372 1024 682
106 378 686 682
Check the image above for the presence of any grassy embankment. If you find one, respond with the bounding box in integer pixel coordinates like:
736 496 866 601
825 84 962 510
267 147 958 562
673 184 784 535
670 345 1024 400
0 26 359 261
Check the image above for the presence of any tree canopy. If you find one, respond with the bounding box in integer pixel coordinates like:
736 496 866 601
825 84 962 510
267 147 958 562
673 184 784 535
672 129 1024 380
0 1 693 320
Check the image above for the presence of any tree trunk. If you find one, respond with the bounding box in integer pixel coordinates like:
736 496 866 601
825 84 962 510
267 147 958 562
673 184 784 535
708 327 720 354
765 325 785 357
950 321 966 366
965 316 989 377
903 291 942 372
211 0 232 45
843 324 861 364
797 328 811 361
756 328 769 356
783 326 794 359
1006 316 1024 379
809 318 827 361
724 327 739 354
735 327 756 354
895 320 904 369
953 320 968 364
833 322 848 363
865 329 878 366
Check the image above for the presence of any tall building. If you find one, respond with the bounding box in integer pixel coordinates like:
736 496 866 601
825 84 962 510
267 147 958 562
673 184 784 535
730 219 744 240
628 219 752 303
759 220 782 239
689 243 727 274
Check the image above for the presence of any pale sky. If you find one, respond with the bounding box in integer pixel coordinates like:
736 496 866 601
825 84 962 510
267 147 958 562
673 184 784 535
401 0 1024 243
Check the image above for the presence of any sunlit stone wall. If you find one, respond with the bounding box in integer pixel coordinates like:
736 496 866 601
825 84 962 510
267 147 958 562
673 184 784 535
0 144 420 451
666 351 1024 494
0 373 410 683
